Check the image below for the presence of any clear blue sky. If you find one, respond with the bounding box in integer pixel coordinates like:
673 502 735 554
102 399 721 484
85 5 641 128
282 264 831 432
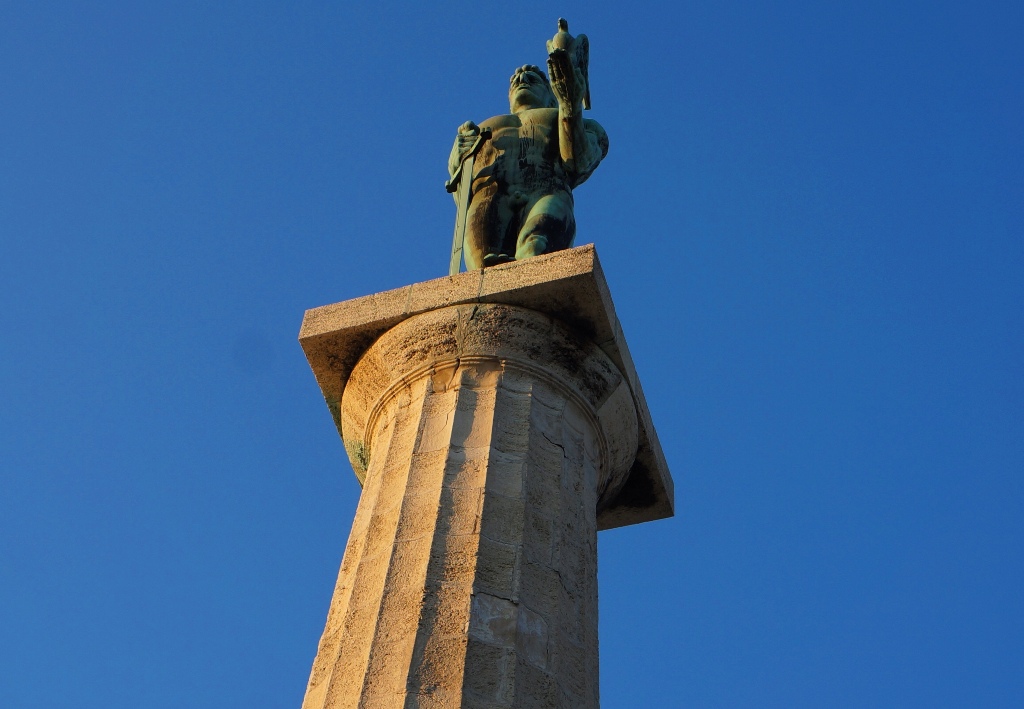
2 1 1021 707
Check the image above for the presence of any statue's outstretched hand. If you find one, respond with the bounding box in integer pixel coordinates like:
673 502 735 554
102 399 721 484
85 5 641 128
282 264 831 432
449 121 480 176
547 50 584 116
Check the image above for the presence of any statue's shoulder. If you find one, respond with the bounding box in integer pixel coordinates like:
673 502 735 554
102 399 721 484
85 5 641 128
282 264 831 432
583 118 609 157
582 117 606 138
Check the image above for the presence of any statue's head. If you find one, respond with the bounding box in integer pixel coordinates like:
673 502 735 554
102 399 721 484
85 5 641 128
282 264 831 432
508 65 556 112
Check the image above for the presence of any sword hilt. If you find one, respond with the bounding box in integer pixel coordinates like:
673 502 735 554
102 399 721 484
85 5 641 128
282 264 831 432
445 128 492 193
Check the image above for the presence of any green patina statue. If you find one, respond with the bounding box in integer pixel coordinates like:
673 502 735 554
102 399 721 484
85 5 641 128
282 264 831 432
446 19 608 273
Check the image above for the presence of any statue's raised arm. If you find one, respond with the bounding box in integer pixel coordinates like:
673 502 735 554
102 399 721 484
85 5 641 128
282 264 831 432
547 19 608 187
445 19 609 273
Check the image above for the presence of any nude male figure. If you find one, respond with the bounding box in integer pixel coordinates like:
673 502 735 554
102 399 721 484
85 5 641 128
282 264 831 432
448 53 608 269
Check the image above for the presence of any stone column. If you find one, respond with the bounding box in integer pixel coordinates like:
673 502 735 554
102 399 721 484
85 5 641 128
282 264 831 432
298 246 674 709
302 304 637 709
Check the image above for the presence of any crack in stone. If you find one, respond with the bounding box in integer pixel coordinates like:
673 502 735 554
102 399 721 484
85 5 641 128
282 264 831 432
539 430 567 460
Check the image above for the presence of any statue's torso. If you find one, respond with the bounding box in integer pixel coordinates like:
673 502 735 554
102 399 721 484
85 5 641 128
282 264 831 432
474 108 570 195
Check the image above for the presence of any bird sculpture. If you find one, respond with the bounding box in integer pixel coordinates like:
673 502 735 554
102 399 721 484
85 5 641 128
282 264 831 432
546 18 591 110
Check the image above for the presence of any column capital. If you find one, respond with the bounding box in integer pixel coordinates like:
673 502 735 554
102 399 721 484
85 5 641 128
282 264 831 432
345 304 639 512
299 245 674 530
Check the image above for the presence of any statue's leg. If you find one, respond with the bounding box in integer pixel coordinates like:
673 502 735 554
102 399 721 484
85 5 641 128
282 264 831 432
465 186 514 270
514 192 575 260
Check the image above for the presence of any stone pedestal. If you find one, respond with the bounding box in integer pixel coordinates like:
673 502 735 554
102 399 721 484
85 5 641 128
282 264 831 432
298 246 673 708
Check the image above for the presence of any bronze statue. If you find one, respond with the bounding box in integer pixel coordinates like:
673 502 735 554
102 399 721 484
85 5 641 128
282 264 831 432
447 20 608 272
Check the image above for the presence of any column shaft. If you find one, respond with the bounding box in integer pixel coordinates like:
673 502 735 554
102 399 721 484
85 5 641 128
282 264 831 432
302 304 637 709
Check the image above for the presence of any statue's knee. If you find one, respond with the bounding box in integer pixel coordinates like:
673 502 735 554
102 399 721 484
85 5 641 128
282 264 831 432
515 233 548 259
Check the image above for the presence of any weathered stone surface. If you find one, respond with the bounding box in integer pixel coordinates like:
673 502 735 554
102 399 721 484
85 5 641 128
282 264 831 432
299 244 674 529
301 305 624 708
